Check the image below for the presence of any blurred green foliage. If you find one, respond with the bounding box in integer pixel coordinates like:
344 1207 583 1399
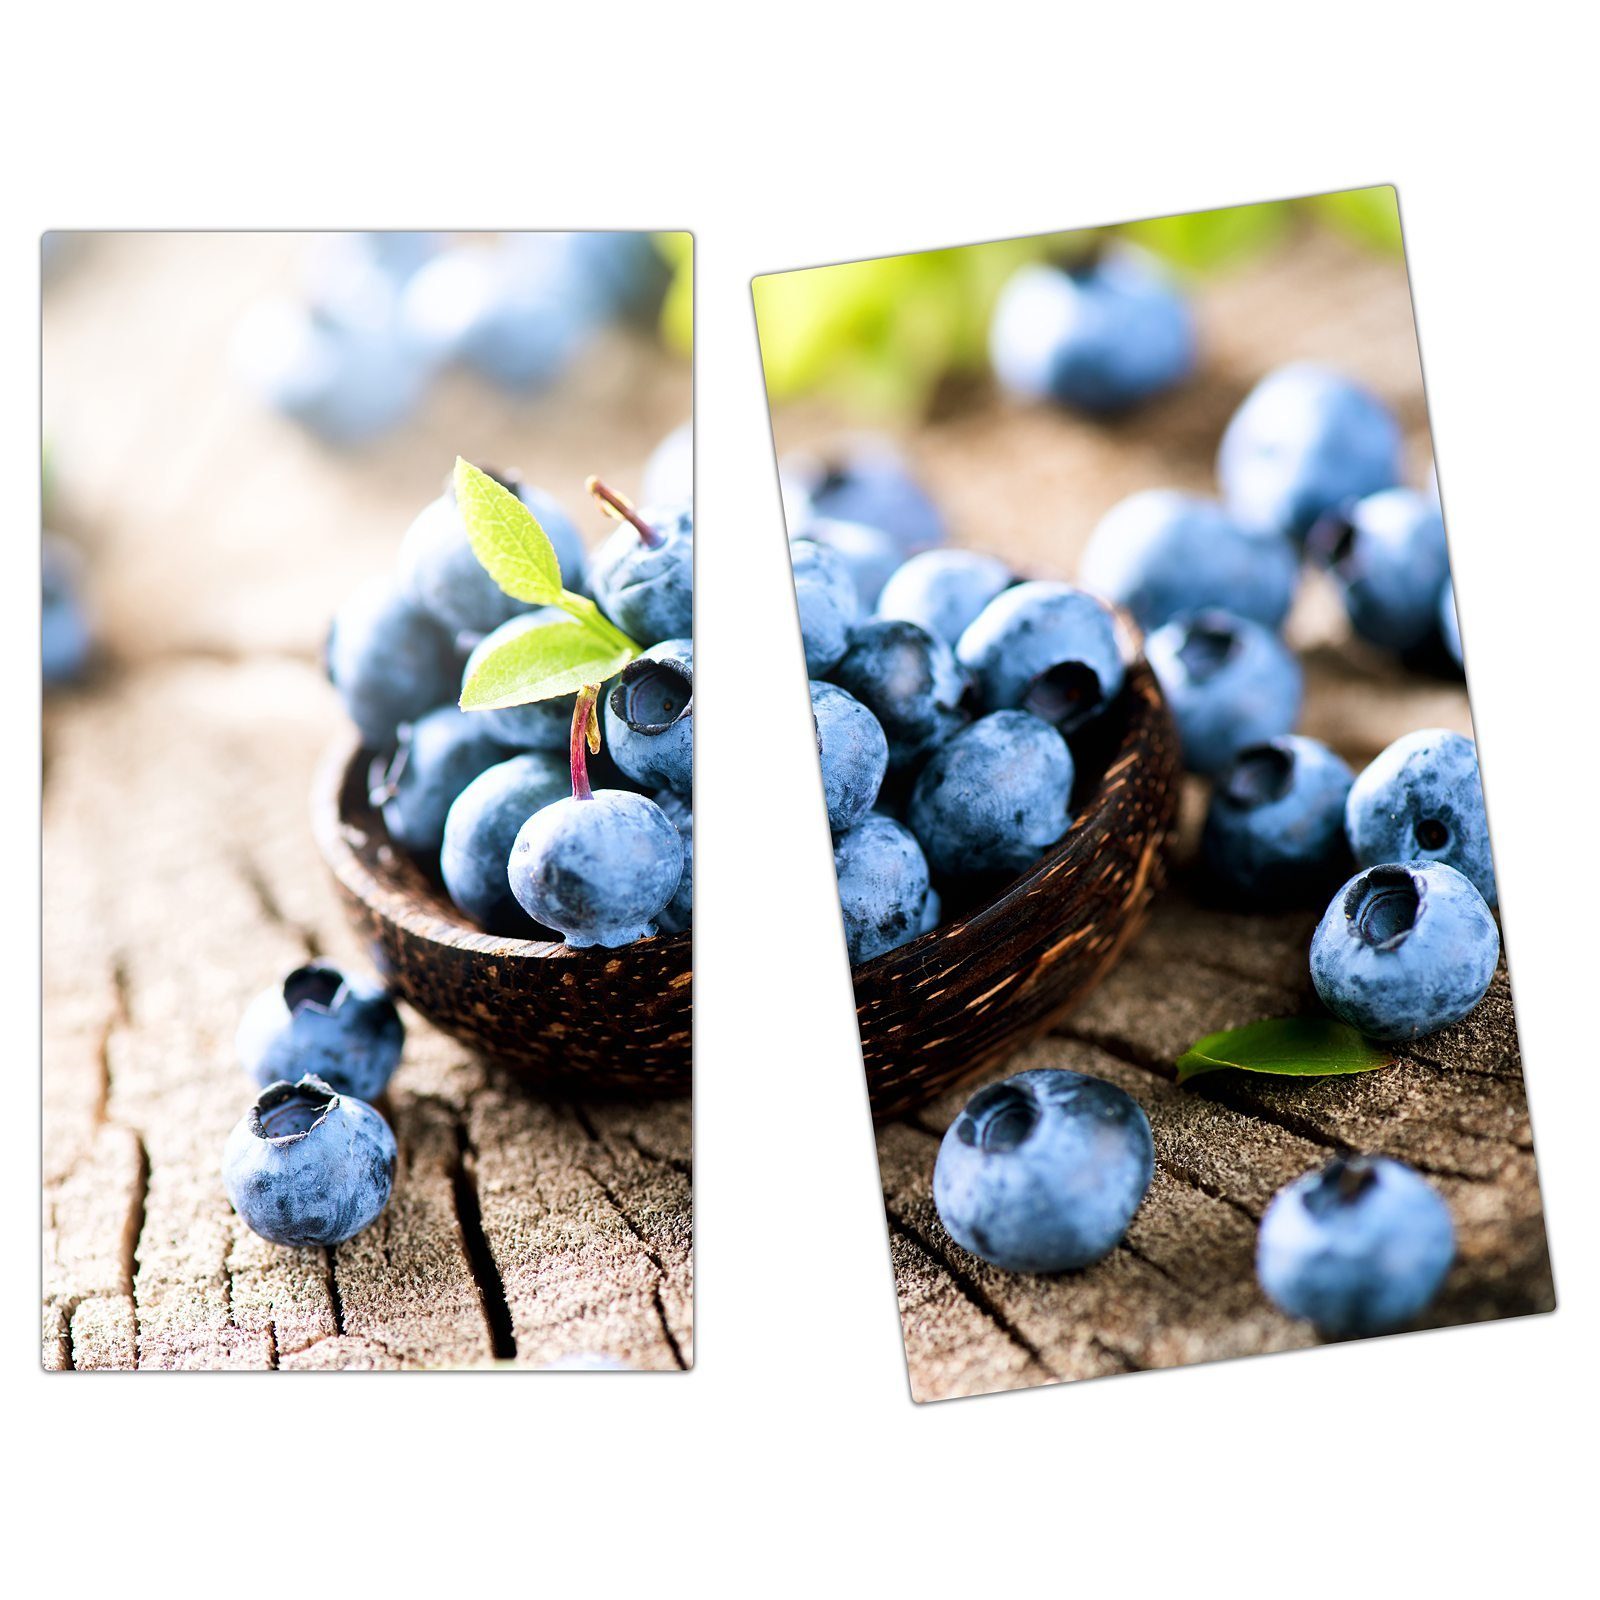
657 232 694 355
753 187 1401 415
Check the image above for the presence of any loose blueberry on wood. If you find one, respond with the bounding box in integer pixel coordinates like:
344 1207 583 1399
222 1074 398 1248
237 963 404 1102
1257 1154 1455 1337
934 1068 1155 1273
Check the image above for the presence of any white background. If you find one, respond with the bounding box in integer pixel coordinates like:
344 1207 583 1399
6 4 1596 1593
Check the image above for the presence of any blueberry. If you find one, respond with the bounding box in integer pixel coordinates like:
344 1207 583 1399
654 790 693 935
1307 488 1450 652
42 534 92 685
781 442 945 555
790 517 904 611
236 964 404 1101
231 295 429 445
810 681 889 833
461 610 576 751
876 548 1014 648
832 813 935 965
831 619 969 775
1081 488 1299 634
1311 861 1499 1039
372 706 505 853
908 710 1073 878
988 249 1195 413
222 1075 398 1248
604 638 693 795
327 576 462 750
1218 362 1402 543
1202 736 1354 905
956 580 1125 735
402 242 596 391
934 1068 1154 1273
1257 1154 1455 1337
641 419 693 506
509 790 683 949
1438 577 1462 667
554 230 669 318
400 468 585 641
440 752 570 932
1147 609 1303 776
300 232 443 321
1345 728 1496 907
587 498 694 646
790 537 863 675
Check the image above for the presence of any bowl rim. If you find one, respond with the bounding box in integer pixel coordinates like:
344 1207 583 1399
852 651 1171 982
311 731 694 966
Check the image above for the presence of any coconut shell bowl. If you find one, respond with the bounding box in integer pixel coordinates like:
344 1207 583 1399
313 735 692 1098
854 653 1181 1121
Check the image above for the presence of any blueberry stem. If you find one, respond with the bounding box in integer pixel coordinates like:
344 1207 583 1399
586 476 662 549
570 683 601 801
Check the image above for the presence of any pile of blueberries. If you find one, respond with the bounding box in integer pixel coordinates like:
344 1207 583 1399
233 231 668 445
221 427 692 1251
796 340 1495 1341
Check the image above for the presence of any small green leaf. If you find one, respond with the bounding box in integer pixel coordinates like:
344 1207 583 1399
454 458 562 605
459 619 632 711
1176 1017 1393 1085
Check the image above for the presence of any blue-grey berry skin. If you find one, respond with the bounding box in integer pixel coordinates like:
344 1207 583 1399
908 710 1074 879
831 619 969 775
832 813 934 965
604 639 693 795
790 538 863 675
588 503 694 646
655 790 693 935
400 472 585 642
1202 736 1355 905
781 444 945 555
811 680 889 833
876 548 1014 648
1345 728 1496 908
42 535 92 685
1081 488 1299 634
1147 609 1303 776
327 577 461 749
1257 1155 1455 1337
956 581 1126 734
461 610 575 751
989 252 1195 413
236 964 404 1102
440 753 570 933
1308 487 1450 652
374 706 504 854
934 1069 1155 1274
1218 363 1402 543
791 517 904 611
231 296 430 445
508 790 683 949
1438 577 1462 667
222 1075 398 1248
1311 861 1499 1040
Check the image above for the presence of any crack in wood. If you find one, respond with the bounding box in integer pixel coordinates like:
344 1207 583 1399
325 1248 346 1337
451 1121 517 1362
886 1208 1060 1380
579 1165 687 1370
232 847 321 960
622 1130 692 1180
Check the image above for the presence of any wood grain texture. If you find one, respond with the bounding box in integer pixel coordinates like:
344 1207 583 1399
315 736 691 1094
773 222 1555 1403
42 234 693 1371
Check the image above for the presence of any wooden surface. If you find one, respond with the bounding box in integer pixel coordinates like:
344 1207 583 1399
42 233 694 1370
774 224 1555 1403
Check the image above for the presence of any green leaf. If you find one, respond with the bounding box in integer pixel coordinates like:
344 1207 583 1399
459 618 633 711
1175 1017 1394 1085
453 458 562 605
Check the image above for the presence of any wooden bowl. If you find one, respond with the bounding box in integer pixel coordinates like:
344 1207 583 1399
854 655 1180 1120
311 735 692 1097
